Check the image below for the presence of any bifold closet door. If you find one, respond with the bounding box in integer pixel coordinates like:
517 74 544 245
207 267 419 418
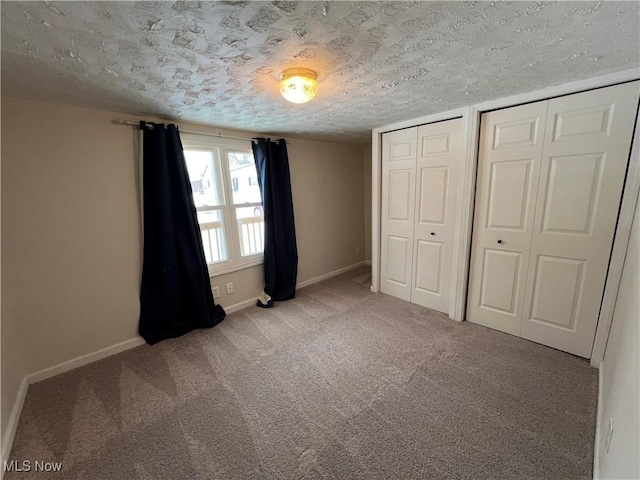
411 118 462 313
467 101 549 335
468 81 639 357
520 81 640 357
381 127 417 301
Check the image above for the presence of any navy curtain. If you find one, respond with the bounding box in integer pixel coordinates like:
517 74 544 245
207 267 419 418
139 122 225 344
252 138 298 307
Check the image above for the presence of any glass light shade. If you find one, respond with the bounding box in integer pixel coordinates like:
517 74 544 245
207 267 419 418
279 68 318 104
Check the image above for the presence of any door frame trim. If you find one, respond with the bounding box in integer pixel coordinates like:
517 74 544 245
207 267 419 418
591 107 640 367
371 68 639 366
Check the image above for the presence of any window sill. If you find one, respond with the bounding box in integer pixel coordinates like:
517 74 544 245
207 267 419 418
208 257 263 278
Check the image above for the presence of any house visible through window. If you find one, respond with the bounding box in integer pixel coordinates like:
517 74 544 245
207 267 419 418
181 133 264 276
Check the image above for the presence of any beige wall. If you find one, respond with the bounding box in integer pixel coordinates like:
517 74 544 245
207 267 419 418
1 132 29 459
2 98 142 376
596 195 639 479
1 96 365 377
289 138 365 280
363 144 372 262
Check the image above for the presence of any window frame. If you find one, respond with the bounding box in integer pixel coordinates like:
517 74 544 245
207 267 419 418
181 133 263 277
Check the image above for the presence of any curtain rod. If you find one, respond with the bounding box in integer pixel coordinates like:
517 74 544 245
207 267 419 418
113 119 287 144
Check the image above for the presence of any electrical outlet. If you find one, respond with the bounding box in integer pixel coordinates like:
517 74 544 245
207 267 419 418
226 282 234 295
212 286 220 299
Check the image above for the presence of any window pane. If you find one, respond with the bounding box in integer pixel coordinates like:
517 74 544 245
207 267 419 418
227 152 262 204
184 150 223 207
197 210 228 264
236 206 264 257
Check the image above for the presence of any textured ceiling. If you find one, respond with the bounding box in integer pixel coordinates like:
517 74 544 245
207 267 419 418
2 1 639 144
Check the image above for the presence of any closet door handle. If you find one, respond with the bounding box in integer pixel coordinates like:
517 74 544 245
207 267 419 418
430 232 436 236
497 239 503 244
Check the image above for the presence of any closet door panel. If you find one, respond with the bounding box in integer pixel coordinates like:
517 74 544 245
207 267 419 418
411 118 462 313
479 248 522 315
467 101 549 335
414 240 443 294
486 159 532 230
417 166 448 224
521 81 640 357
381 128 417 301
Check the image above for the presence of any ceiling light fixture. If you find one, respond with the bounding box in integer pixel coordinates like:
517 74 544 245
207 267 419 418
279 68 318 104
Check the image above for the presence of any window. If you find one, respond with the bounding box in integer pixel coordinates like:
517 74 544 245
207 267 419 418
181 134 264 276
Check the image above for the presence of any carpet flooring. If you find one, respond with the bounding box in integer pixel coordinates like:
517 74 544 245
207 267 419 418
6 267 598 479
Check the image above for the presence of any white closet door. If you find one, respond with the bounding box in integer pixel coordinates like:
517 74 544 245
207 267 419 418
520 81 640 357
381 128 417 301
411 118 462 313
467 101 549 335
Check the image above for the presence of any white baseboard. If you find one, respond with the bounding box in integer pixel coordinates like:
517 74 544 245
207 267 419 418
593 364 604 480
1 377 29 470
221 261 369 314
297 261 367 289
27 337 146 384
223 297 258 314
